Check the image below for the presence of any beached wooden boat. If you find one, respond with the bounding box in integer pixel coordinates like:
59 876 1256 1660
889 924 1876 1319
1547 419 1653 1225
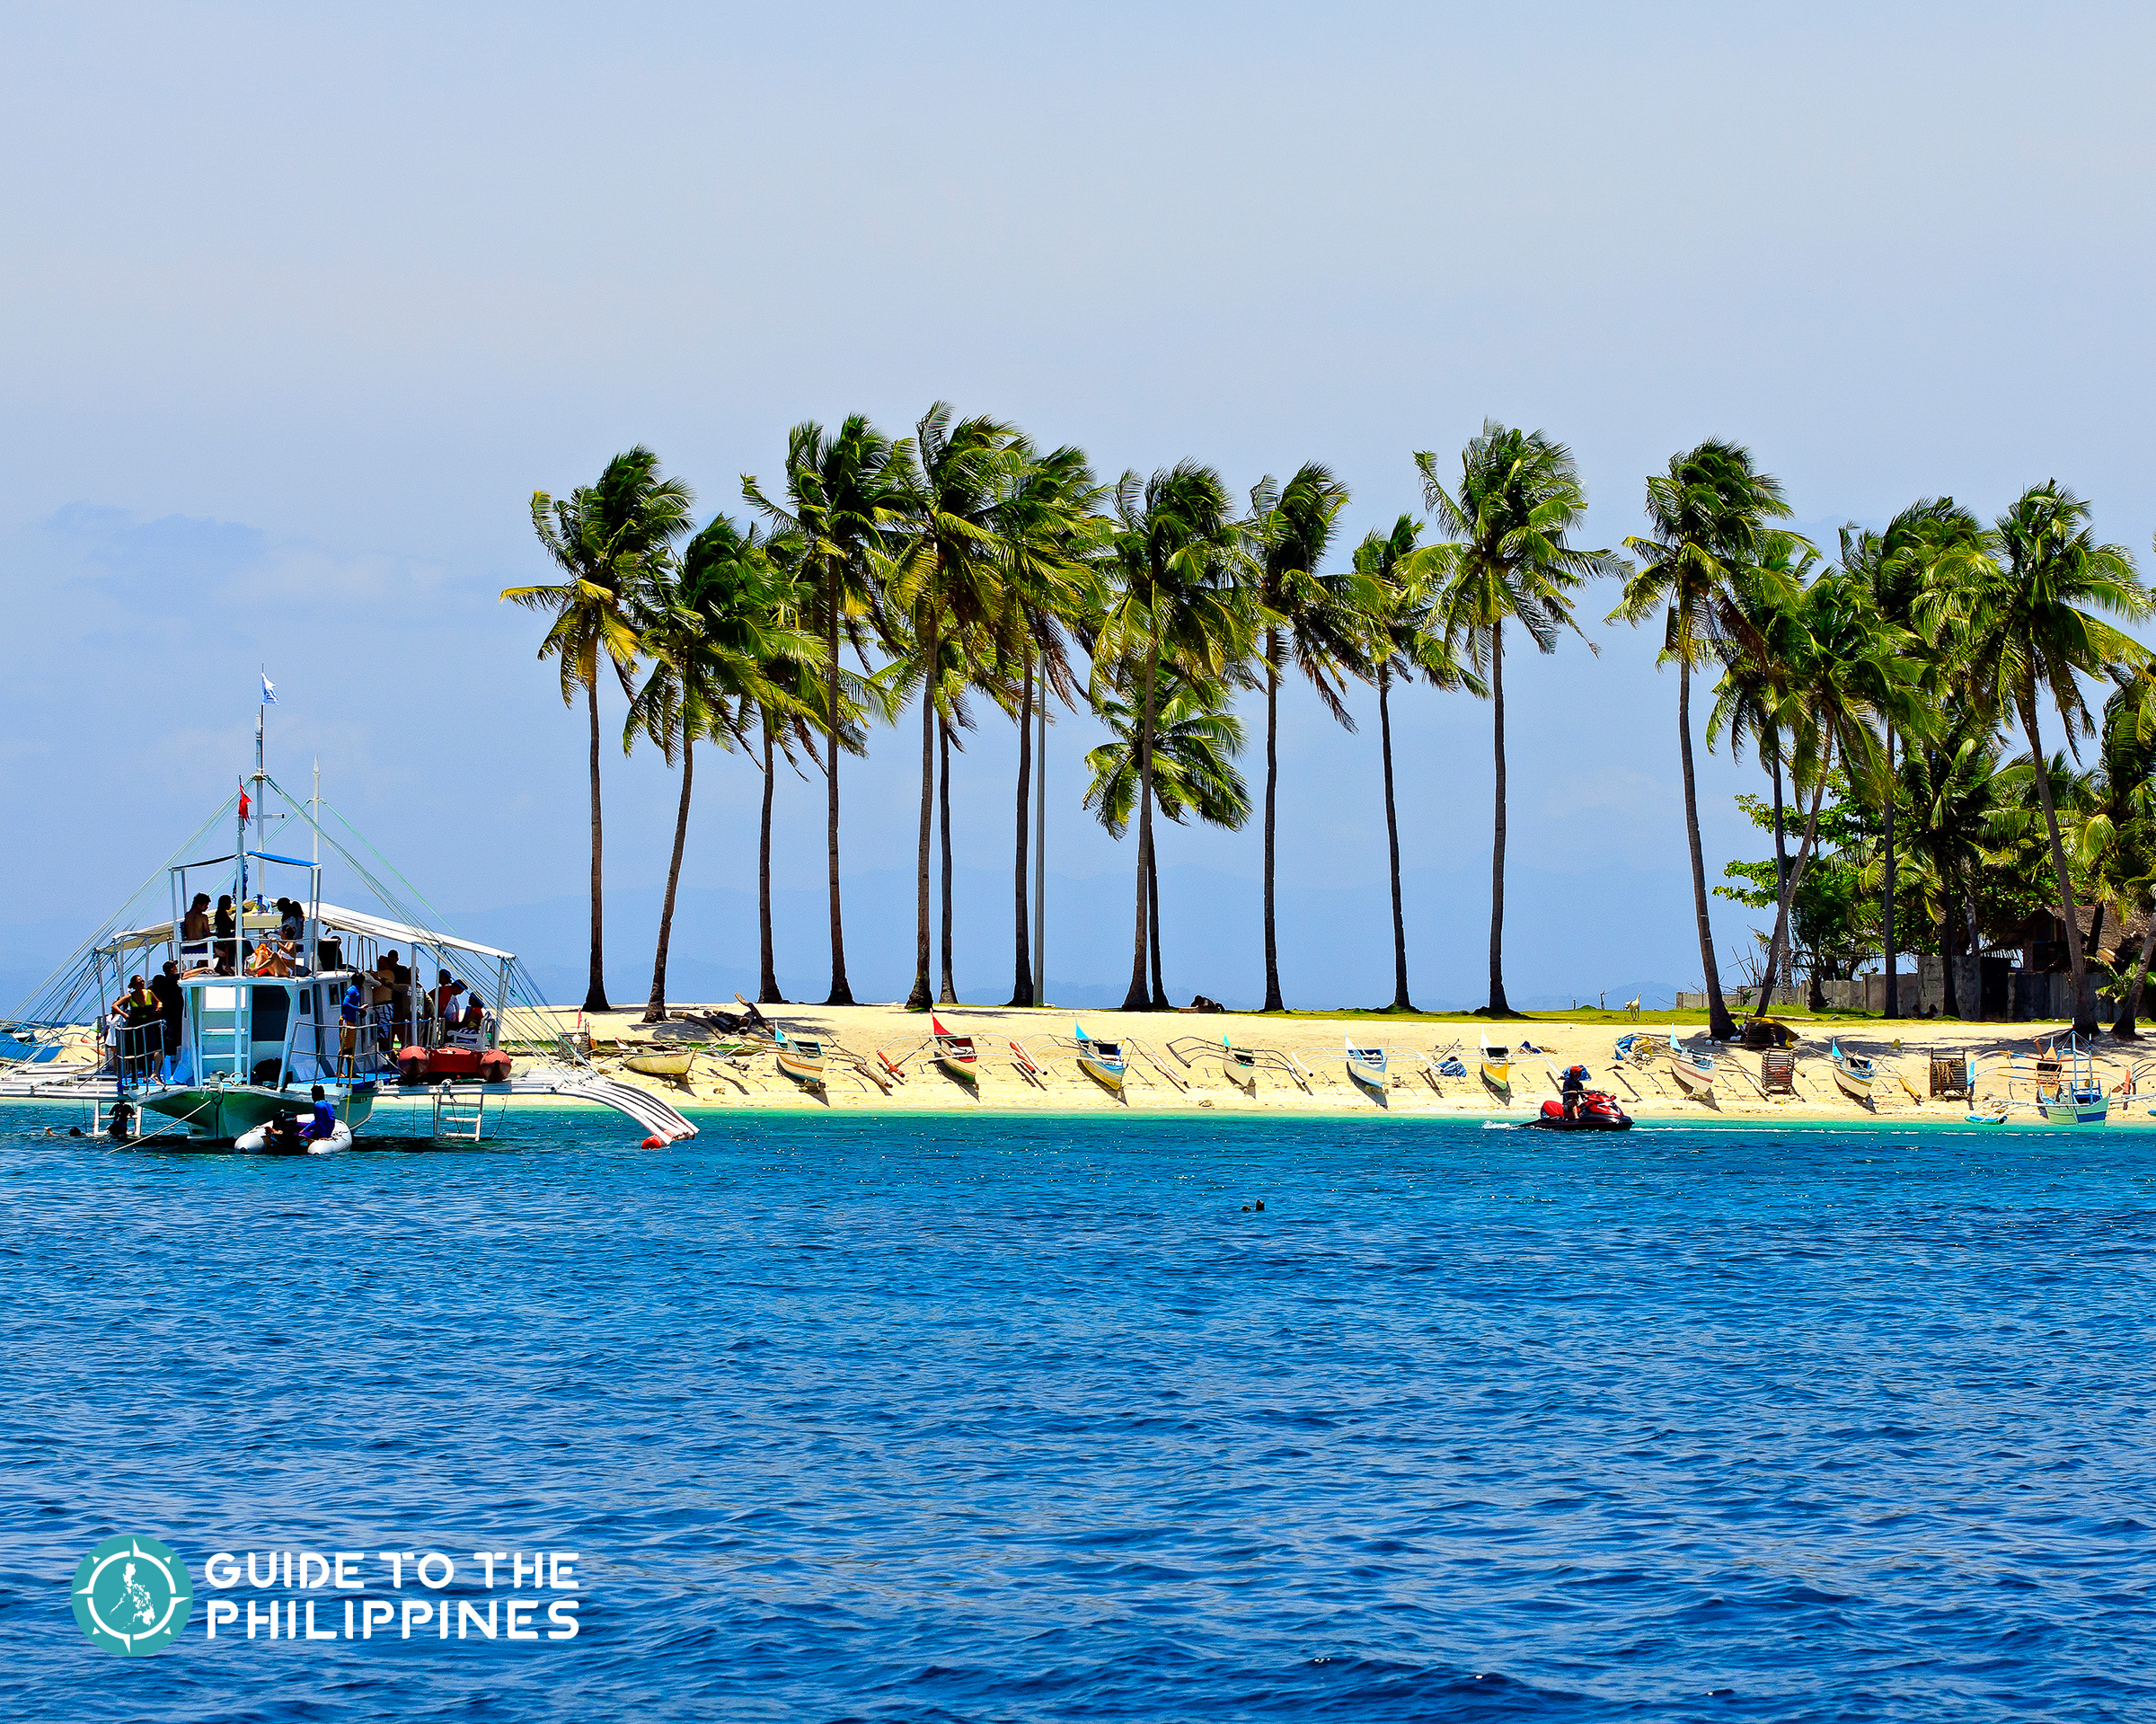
1479 1034 1511 1093
1668 1030 1716 1097
1074 1021 1124 1092
1829 1038 1872 1104
2032 1037 2107 1124
931 1014 978 1082
1345 1036 1387 1088
773 1026 826 1087
623 1051 695 1086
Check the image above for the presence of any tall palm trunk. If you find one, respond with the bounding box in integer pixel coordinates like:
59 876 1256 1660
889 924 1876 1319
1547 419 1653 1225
907 620 936 1012
643 734 694 1023
1761 753 1789 1010
1378 668 1411 1012
1762 774 1829 1003
1677 639 1736 1038
1008 653 1034 1007
1122 639 1162 1011
939 713 957 1005
1940 887 1961 1020
2022 701 2096 1035
583 678 609 1015
757 723 782 1003
1261 629 1284 1012
1486 617 1511 1015
824 570 853 1005
2116 907 2156 1038
1882 733 1899 1019
1146 826 1167 1010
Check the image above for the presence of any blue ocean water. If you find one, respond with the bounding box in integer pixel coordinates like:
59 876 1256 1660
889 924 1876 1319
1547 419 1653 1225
4 1106 2154 1721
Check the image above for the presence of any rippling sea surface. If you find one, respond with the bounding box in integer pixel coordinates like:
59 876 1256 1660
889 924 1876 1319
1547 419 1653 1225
5 1105 2155 1720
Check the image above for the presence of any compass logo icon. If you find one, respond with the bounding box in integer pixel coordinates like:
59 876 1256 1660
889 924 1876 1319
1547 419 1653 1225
71 1534 192 1656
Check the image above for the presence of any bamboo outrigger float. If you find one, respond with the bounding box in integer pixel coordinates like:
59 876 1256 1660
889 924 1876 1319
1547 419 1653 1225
0 749 694 1148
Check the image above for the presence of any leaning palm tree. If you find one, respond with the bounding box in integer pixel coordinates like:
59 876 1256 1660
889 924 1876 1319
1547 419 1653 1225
1609 439 1794 1040
626 515 821 1021
1356 515 1482 1011
1922 482 2153 1036
1094 462 1257 1010
504 446 694 1015
1413 422 1621 1018
885 405 1023 1010
1247 462 1363 1011
744 417 907 1006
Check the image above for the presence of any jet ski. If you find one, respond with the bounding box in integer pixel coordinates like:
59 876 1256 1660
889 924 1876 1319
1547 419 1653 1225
1524 1091 1632 1132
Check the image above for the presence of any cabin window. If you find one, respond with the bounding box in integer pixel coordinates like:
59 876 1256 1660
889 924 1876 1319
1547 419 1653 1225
250 986 290 1042
203 986 236 1010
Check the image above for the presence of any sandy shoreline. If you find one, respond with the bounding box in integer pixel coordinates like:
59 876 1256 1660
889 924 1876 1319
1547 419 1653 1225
550 1003 2155 1124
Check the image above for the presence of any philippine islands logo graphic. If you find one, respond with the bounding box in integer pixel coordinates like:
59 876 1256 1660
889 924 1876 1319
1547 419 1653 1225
72 1534 192 1656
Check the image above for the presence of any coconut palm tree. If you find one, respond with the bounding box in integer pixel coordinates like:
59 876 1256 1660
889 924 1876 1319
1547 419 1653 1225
1749 566 1925 1010
1892 709 2011 1018
1355 515 1483 1012
1414 422 1621 1019
626 515 822 1021
1922 482 2153 1037
994 442 1106 1007
1083 662 1251 999
1247 462 1363 1012
744 416 907 1006
1095 463 1257 1011
1609 439 1795 1041
1842 499 1989 1017
886 404 1024 1010
505 446 695 1015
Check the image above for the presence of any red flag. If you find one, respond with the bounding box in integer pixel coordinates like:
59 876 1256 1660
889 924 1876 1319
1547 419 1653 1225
238 790 251 823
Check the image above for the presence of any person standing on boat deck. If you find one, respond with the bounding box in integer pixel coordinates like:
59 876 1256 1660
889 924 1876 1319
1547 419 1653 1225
151 961 183 1080
122 976 160 1075
340 977 366 1075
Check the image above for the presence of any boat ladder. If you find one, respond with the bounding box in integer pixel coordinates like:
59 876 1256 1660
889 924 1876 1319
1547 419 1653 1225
432 1085 486 1142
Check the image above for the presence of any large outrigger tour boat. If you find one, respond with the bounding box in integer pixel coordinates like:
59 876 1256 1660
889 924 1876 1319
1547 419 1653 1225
0 744 693 1148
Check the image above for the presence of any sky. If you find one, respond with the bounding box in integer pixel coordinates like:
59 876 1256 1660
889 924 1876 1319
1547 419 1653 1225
4 2 2154 1011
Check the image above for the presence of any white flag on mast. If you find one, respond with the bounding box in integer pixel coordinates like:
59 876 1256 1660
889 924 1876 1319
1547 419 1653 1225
261 671 277 704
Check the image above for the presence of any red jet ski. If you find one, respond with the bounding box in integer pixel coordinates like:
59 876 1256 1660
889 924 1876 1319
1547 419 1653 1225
1525 1089 1632 1131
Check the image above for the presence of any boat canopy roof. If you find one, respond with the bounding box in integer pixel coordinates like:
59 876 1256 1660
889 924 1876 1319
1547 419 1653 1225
99 899 516 964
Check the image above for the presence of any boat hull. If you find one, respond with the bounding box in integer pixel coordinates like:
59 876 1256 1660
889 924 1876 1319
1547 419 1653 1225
623 1054 695 1079
2040 1092 2108 1125
1076 1056 1123 1092
775 1053 825 1086
1669 1060 1714 1096
1832 1065 1873 1103
1347 1056 1387 1088
139 1084 376 1145
1479 1061 1510 1092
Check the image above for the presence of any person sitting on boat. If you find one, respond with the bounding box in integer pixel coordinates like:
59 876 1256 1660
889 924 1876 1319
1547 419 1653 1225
303 1083 337 1141
212 894 237 969
1561 1063 1588 1119
277 897 305 941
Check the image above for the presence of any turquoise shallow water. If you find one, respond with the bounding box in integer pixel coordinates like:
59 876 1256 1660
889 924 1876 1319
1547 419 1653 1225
4 1106 2154 1720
